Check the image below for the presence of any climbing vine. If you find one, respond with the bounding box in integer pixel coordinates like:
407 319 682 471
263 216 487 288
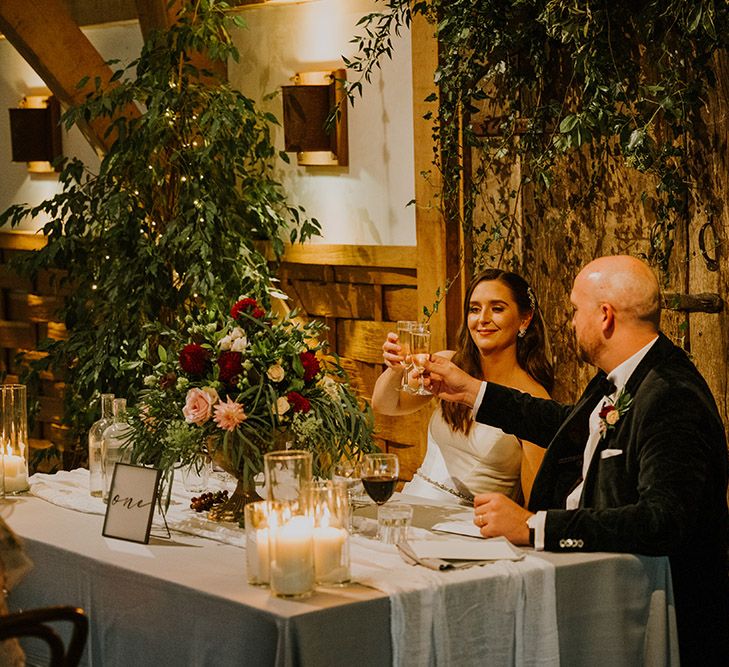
346 0 728 274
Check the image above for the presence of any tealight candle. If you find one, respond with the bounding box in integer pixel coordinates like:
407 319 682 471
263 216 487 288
270 514 315 598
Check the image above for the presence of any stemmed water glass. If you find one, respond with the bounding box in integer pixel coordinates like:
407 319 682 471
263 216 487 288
409 323 431 396
396 320 417 394
332 459 366 533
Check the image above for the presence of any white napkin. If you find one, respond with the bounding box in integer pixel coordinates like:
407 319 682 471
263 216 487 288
408 535 524 561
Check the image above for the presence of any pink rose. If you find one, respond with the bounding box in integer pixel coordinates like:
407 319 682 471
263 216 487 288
182 387 219 425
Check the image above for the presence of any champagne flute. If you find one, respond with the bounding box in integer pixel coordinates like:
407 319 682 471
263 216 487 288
409 324 431 396
396 320 417 394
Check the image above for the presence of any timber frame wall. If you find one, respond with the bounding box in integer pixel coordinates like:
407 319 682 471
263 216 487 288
0 232 433 479
0 232 68 465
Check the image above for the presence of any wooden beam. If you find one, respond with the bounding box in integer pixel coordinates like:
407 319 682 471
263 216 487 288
134 0 227 82
411 14 463 349
0 0 139 153
662 292 724 313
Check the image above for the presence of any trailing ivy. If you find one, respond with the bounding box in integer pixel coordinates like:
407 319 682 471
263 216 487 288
0 0 319 461
346 0 728 273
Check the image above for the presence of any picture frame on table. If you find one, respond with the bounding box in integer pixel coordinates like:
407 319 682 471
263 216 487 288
102 463 162 544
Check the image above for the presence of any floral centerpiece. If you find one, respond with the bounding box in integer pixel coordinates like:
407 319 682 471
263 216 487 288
126 292 375 521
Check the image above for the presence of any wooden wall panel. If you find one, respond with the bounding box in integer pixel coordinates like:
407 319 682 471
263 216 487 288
0 233 67 460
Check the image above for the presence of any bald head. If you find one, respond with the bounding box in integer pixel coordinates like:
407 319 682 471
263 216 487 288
575 255 660 328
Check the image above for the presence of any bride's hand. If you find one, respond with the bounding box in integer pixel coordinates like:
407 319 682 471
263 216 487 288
382 332 404 369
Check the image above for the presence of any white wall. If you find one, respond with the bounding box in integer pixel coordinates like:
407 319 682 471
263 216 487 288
0 0 415 245
0 24 144 231
230 0 415 246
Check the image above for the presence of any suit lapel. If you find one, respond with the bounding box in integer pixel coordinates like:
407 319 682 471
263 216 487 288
580 334 673 502
528 372 608 511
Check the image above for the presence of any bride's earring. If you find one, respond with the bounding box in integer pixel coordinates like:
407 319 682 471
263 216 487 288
517 328 526 338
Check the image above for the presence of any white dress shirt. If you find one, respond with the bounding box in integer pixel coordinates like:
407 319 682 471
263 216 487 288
473 336 659 549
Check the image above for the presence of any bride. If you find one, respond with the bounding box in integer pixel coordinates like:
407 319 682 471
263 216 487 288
371 269 553 505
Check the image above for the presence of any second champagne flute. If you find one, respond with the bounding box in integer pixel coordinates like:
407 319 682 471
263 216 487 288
410 324 432 396
396 320 417 394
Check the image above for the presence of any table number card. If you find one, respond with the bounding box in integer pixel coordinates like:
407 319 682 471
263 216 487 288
102 463 161 544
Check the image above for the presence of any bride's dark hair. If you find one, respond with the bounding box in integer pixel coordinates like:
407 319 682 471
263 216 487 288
440 269 554 434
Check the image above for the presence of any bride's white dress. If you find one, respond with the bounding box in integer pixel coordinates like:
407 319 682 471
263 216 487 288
402 407 522 503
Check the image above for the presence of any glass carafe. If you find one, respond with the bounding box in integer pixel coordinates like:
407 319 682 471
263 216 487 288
88 393 114 497
101 398 130 503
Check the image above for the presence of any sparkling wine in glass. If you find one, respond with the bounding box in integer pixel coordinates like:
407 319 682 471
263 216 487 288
361 453 399 506
396 320 417 394
410 324 432 396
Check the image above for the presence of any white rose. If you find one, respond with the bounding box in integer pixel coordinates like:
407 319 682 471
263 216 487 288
267 364 286 382
218 334 232 351
605 409 620 425
319 376 340 399
230 327 245 340
230 336 247 353
276 396 290 416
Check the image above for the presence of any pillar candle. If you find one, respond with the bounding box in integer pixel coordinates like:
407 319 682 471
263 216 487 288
270 515 314 597
313 525 349 584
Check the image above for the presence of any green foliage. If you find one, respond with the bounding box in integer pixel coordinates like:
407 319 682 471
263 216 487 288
0 0 320 457
346 0 728 273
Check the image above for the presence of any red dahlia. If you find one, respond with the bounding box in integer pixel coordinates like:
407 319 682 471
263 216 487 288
179 344 210 376
218 351 243 385
300 351 320 383
287 391 311 413
230 298 265 321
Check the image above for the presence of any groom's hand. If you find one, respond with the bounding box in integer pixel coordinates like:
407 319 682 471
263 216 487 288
422 356 482 407
474 493 532 545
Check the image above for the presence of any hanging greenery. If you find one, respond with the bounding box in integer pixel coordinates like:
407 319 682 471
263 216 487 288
345 0 728 273
0 0 319 459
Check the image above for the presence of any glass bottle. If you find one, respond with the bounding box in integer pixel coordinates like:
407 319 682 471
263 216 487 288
88 393 114 497
101 398 130 503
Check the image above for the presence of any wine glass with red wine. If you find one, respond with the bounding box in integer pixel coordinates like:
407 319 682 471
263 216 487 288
361 453 399 509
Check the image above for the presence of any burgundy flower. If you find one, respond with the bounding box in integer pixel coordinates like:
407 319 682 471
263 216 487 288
179 343 210 376
230 298 265 321
300 351 320 383
218 350 243 385
287 391 311 414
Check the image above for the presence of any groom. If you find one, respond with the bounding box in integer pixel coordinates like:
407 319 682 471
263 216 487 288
424 255 729 664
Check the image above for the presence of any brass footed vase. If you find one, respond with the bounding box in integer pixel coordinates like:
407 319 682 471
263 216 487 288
207 450 261 524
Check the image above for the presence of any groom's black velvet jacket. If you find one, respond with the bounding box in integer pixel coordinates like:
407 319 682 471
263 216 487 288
475 333 729 663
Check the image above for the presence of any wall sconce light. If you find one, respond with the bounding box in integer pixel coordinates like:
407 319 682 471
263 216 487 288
8 95 62 174
282 69 348 167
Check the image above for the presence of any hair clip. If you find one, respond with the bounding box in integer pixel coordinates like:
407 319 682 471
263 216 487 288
526 286 536 311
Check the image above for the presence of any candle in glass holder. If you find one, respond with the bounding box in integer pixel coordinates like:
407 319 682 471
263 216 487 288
307 480 351 585
245 500 276 586
270 512 315 598
2 447 28 494
313 523 349 584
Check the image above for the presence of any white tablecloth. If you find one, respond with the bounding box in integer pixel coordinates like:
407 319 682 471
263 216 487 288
13 470 677 666
29 470 560 666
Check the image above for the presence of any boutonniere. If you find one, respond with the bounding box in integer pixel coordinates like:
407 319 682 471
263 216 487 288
598 388 633 438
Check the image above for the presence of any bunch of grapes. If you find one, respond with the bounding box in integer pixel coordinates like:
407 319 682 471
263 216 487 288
190 490 229 512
